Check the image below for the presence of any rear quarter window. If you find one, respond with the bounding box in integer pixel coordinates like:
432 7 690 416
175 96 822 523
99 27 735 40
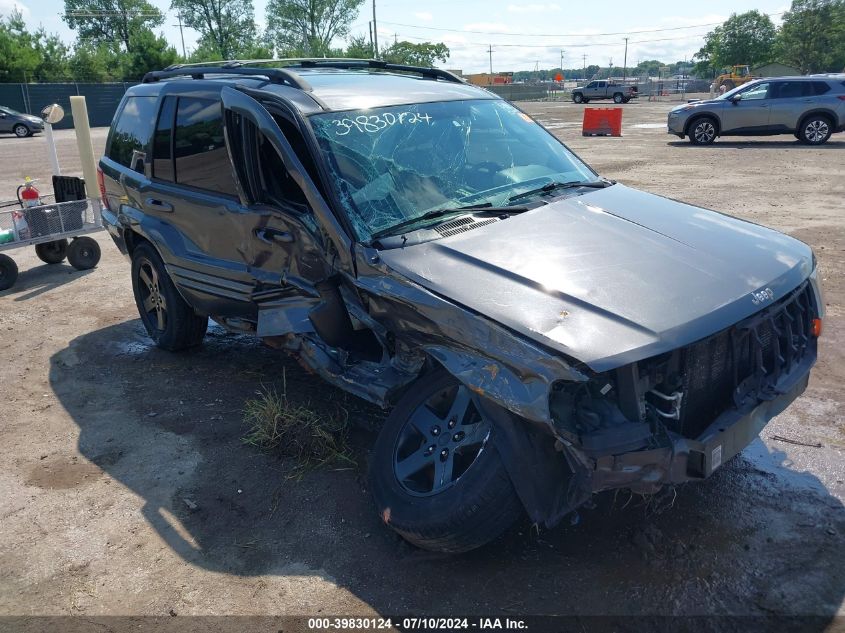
107 96 158 172
173 97 238 196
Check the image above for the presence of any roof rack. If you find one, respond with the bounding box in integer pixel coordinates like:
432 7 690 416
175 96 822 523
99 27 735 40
156 58 464 85
141 66 312 91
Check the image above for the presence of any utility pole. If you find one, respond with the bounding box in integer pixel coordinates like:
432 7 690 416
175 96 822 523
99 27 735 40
560 49 564 72
175 12 187 59
623 37 628 81
393 32 398 45
488 44 493 76
372 0 379 58
368 21 373 52
582 54 587 80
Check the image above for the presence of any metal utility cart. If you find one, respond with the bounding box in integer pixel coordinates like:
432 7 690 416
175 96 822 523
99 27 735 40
0 193 103 291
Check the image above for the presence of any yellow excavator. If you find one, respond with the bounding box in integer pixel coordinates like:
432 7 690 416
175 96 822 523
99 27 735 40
715 65 759 90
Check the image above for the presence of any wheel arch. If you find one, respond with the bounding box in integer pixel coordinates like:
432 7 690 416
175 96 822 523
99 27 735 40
797 108 839 131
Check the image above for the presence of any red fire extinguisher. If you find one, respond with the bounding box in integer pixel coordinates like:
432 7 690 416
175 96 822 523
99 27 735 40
17 176 41 209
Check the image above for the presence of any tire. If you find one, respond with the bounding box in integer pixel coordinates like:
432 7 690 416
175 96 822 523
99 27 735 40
66 236 101 270
13 124 30 138
369 369 523 553
572 93 583 104
688 116 718 145
613 93 624 104
582 98 590 104
35 239 68 264
0 254 18 291
798 114 833 145
721 79 735 91
131 242 208 351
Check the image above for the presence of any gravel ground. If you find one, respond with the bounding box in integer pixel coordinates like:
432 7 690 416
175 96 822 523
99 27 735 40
0 99 843 627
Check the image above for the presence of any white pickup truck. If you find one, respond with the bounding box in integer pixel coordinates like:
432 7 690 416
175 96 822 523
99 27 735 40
572 80 638 104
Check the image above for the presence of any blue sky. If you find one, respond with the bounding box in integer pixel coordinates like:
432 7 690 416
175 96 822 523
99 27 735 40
3 0 788 73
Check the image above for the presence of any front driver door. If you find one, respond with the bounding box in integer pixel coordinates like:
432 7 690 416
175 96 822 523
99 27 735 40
0 109 11 133
219 86 353 337
721 82 771 133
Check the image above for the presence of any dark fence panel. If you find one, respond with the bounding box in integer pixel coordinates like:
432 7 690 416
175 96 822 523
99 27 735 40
486 84 550 101
0 83 135 129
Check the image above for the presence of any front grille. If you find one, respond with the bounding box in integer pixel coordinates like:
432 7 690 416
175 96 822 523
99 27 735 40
678 281 815 438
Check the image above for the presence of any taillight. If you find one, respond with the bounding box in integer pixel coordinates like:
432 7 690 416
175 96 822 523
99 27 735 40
837 95 845 101
96 166 110 211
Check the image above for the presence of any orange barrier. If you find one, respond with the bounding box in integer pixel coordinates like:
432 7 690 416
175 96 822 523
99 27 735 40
582 107 623 137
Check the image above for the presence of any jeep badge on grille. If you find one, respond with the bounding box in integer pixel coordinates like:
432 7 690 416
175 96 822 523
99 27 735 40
751 287 775 305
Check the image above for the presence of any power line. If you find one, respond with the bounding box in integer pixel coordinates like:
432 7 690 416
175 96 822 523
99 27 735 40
376 12 784 38
394 31 714 48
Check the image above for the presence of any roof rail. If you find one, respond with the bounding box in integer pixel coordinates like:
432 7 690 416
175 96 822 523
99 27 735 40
141 66 311 91
161 58 464 84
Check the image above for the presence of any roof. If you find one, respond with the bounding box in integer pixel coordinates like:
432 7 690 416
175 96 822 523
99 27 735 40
136 60 497 114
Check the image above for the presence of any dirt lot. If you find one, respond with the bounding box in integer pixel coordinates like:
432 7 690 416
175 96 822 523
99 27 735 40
0 100 843 627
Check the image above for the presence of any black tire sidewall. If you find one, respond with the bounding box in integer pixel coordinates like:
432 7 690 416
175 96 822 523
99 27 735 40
0 254 18 290
573 93 583 103
67 237 101 270
613 93 623 103
688 117 717 145
35 239 68 264
369 370 520 549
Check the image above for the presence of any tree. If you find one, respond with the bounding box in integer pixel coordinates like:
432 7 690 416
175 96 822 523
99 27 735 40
694 11 776 71
777 0 845 73
63 0 164 52
171 0 258 59
380 41 449 67
121 29 178 79
345 33 372 58
68 42 117 81
0 10 72 82
265 0 364 56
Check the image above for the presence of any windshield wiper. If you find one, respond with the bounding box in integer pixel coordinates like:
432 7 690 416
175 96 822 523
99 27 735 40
507 179 612 203
370 203 528 240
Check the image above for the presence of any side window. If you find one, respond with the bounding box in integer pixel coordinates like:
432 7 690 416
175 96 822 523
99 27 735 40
741 83 769 101
174 97 238 196
256 130 308 209
811 82 831 95
598 81 606 88
107 96 158 172
152 96 176 182
772 82 803 99
586 82 595 89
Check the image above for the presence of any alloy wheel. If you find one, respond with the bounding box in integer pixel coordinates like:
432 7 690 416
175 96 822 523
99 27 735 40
393 384 491 496
13 125 28 138
804 120 829 143
137 257 167 332
693 120 716 143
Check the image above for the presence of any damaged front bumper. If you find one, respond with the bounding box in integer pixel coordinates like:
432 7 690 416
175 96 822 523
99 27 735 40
591 357 812 494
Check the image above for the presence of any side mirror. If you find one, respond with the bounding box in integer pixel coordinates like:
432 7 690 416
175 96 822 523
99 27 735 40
729 94 742 104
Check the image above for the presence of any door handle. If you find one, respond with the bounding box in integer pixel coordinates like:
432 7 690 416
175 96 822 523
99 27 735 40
256 228 294 244
145 198 173 212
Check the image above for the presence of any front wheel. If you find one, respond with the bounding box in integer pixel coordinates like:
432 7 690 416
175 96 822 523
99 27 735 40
369 370 523 553
131 242 207 351
67 236 100 270
688 117 718 145
0 254 18 291
35 239 68 264
572 93 583 103
799 116 832 145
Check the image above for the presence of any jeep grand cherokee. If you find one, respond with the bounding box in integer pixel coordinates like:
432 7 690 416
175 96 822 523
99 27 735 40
98 59 823 553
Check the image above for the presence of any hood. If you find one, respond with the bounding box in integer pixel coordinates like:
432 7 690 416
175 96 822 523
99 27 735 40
378 184 813 372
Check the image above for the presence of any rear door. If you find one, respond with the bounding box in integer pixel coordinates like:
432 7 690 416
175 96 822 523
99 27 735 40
140 94 260 318
219 86 353 337
768 80 810 131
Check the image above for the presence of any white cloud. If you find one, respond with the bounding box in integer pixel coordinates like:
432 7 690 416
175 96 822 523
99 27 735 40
413 11 433 22
506 3 560 13
0 0 30 18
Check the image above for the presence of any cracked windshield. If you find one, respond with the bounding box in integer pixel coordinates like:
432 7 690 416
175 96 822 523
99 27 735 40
309 99 595 239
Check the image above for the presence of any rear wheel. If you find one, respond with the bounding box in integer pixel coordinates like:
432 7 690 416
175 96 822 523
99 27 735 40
688 117 718 145
13 124 30 138
66 236 100 270
0 254 18 291
131 242 207 351
721 79 735 91
613 92 624 104
798 115 832 145
35 239 68 264
370 370 522 553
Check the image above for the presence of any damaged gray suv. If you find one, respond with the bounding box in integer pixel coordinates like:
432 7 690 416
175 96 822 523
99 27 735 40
99 59 823 553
